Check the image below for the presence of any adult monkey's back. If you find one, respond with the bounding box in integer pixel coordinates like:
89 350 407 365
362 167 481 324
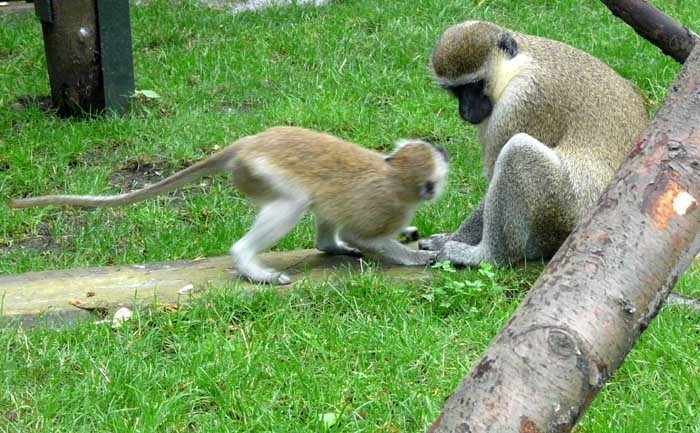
419 20 648 266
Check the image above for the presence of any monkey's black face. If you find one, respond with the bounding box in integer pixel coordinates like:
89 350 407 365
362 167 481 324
449 80 492 124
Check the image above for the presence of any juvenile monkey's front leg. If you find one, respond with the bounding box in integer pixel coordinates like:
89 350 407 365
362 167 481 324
419 201 484 250
344 234 437 266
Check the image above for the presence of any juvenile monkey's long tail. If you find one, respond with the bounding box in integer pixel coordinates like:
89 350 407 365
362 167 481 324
9 148 236 209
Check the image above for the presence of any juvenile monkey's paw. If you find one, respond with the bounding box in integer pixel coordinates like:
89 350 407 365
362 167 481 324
437 241 482 267
408 250 439 266
317 242 362 257
238 268 292 285
418 233 451 251
276 273 292 285
425 250 440 265
387 249 437 266
261 271 292 285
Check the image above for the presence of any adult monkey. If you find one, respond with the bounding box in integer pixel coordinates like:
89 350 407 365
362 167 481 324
419 20 648 266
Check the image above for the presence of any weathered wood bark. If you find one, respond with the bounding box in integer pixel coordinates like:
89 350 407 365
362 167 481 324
600 0 698 63
428 44 700 433
0 247 430 327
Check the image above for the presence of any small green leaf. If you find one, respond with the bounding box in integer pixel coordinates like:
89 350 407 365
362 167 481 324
320 412 339 429
431 260 456 272
133 89 161 99
478 262 496 278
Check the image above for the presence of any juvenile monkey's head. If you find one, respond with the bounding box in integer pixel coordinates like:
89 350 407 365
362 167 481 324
431 20 524 124
385 139 449 202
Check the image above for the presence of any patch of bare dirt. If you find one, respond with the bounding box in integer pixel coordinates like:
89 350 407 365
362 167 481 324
109 157 175 191
11 95 55 112
0 222 65 257
68 139 134 169
195 0 330 13
0 1 33 18
221 99 260 114
108 157 218 201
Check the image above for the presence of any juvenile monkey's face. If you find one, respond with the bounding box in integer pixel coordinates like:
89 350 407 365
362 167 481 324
387 140 449 201
424 145 449 200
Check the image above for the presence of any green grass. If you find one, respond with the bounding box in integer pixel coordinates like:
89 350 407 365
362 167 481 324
1 0 699 431
0 267 532 432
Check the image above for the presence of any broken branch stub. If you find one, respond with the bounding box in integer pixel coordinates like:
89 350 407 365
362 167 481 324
428 45 700 433
599 0 698 63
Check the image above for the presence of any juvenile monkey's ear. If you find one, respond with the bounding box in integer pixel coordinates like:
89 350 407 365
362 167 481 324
385 139 411 162
434 145 449 162
498 32 518 58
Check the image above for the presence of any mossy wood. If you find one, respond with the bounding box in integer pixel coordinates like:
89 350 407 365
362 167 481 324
0 248 430 324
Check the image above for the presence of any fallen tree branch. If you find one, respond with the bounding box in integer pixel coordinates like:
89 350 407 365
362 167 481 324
428 43 700 433
600 0 698 63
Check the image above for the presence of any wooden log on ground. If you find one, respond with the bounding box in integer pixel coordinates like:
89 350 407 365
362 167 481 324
0 248 430 326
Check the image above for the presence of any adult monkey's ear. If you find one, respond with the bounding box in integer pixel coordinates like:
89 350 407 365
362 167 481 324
497 32 518 58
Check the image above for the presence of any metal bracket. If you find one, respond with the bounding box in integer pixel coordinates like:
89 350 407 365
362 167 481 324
96 0 135 114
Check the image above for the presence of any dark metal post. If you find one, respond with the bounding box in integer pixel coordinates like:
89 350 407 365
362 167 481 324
96 0 135 115
34 0 134 116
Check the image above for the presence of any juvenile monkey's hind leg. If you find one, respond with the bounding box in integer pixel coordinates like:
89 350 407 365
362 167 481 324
315 217 361 256
398 226 420 243
231 197 308 285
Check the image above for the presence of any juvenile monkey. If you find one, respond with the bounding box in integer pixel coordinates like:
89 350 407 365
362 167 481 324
420 20 648 266
10 126 448 285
